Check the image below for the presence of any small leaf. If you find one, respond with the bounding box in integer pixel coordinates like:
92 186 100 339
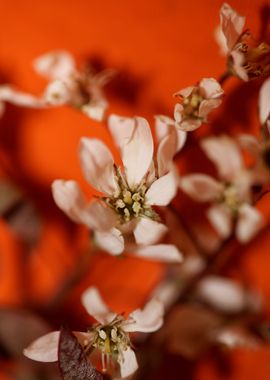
58 326 103 380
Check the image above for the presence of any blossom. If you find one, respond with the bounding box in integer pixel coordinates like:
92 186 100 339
179 135 264 242
34 50 114 121
24 287 164 378
216 3 270 81
157 78 223 132
52 114 182 261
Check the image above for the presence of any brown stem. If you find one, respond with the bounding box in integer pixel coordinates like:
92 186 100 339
218 71 231 85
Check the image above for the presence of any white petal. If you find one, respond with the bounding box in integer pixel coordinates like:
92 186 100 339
231 50 248 81
174 86 194 98
220 3 246 52
34 50 75 79
79 138 118 195
108 114 139 148
207 203 232 238
133 244 183 263
85 201 117 231
199 78 224 99
236 204 264 243
156 131 177 177
154 115 175 144
155 115 186 155
134 218 167 245
215 25 229 55
180 174 223 202
123 298 164 333
52 180 87 224
119 347 138 378
198 98 222 119
201 136 243 181
259 78 270 125
82 100 107 121
81 287 116 324
177 118 202 131
44 80 71 105
196 276 246 313
94 228 125 255
0 86 45 108
109 115 154 189
122 117 153 189
146 170 178 206
23 331 59 362
238 134 260 156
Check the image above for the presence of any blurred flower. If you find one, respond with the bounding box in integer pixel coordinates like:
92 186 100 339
52 115 181 260
238 78 270 184
157 78 223 132
196 275 262 314
180 135 264 242
34 50 114 121
24 287 164 378
216 3 270 81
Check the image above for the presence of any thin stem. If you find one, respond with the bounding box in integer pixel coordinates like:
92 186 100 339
218 71 231 85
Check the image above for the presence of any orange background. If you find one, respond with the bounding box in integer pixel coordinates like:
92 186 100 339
0 0 270 379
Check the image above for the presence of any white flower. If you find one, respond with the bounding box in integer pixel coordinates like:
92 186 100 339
24 287 164 378
34 50 114 121
52 114 182 262
180 135 264 243
157 78 223 132
216 3 270 81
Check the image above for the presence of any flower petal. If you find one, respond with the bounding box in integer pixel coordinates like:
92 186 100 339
23 331 59 362
196 276 247 313
220 3 246 52
79 138 118 195
177 118 202 131
52 180 116 231
199 98 222 119
199 78 223 99
236 204 264 243
174 86 194 98
180 174 223 202
133 244 183 263
81 287 117 324
259 77 270 125
34 50 75 79
155 115 186 155
134 218 167 245
156 131 177 177
109 115 154 189
82 99 107 121
123 298 164 333
51 180 87 224
146 170 178 206
230 50 248 81
0 86 45 108
94 228 124 255
44 80 71 105
207 203 232 238
119 347 138 378
238 134 260 156
201 136 243 181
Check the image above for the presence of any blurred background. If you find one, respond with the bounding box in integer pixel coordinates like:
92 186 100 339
0 0 270 379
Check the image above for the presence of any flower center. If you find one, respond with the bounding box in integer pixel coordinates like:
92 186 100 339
222 184 240 212
104 168 158 223
87 316 130 357
182 92 203 119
